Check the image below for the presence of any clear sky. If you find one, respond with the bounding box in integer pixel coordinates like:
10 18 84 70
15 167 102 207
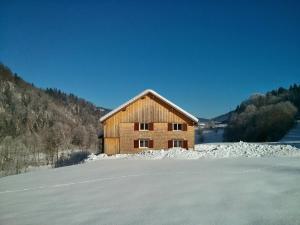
1 0 300 118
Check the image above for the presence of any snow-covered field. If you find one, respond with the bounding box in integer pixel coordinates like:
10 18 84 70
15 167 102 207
1 143 300 225
86 142 300 161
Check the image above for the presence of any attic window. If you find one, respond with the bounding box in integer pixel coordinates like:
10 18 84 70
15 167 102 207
173 123 182 131
140 123 149 131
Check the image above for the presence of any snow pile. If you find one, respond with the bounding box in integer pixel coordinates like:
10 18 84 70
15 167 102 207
85 142 300 162
195 142 300 158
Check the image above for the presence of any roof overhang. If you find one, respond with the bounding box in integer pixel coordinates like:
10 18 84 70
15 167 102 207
100 89 199 123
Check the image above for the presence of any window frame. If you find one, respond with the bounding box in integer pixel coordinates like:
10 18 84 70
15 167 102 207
173 123 183 131
173 139 183 148
139 123 149 131
139 139 149 148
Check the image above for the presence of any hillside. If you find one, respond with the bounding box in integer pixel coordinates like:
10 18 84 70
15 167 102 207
224 85 300 142
280 120 300 146
0 63 109 176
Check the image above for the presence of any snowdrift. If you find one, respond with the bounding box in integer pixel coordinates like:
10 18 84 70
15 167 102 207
86 142 300 161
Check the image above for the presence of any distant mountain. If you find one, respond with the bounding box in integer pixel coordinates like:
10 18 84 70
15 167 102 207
197 112 233 124
212 111 233 123
197 117 210 123
0 63 109 176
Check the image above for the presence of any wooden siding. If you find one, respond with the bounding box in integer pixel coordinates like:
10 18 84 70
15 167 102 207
104 93 195 138
119 122 195 153
104 138 120 155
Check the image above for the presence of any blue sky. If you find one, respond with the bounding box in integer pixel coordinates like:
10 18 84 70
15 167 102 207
1 0 300 118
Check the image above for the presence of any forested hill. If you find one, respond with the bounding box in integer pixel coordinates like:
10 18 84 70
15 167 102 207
224 84 300 142
0 63 110 176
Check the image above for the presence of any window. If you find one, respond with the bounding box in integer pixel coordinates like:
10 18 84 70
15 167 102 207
139 139 149 148
140 123 149 131
173 123 182 131
173 140 183 148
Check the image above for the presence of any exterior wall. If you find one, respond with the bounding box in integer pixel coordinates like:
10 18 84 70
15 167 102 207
102 93 197 154
119 122 195 153
104 138 120 155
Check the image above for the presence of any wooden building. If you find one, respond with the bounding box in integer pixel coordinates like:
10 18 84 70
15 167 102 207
100 89 199 155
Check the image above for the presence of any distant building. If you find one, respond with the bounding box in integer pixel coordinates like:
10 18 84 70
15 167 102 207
100 89 199 155
198 123 206 128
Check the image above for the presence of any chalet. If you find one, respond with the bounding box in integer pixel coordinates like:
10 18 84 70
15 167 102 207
100 89 199 155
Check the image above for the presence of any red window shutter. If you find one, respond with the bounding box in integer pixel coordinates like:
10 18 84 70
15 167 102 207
134 140 139 148
168 140 173 148
183 140 188 149
149 122 154 131
182 123 187 131
168 123 172 131
149 140 154 148
134 123 139 131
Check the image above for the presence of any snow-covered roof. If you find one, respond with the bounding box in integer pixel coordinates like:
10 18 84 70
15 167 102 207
100 89 199 123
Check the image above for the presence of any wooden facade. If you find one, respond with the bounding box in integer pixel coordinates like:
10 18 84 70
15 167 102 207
100 90 198 155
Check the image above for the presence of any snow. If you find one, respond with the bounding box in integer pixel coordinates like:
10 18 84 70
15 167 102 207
281 121 300 142
1 157 300 225
280 121 300 148
85 142 300 162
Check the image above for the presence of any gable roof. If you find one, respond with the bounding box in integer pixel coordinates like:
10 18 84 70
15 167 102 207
100 89 198 123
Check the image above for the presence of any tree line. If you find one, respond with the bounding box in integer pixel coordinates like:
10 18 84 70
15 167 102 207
224 84 300 142
0 63 108 176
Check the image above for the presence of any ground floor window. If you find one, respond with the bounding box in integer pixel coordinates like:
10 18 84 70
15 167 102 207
139 139 149 148
173 139 183 148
